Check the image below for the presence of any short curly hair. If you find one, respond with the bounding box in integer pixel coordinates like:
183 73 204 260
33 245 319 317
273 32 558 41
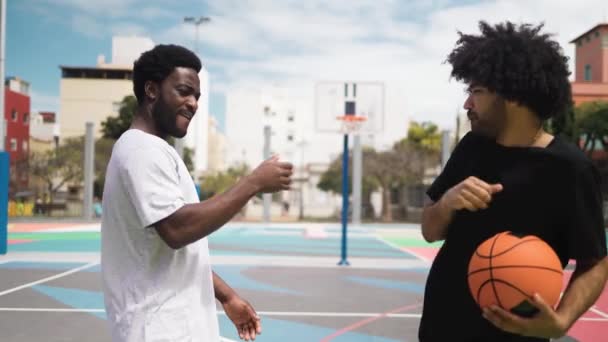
133 44 202 104
447 21 571 120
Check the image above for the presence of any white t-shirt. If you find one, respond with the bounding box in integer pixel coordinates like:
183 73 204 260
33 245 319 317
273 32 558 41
101 129 219 342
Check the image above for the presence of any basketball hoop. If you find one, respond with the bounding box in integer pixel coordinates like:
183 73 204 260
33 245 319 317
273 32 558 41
336 115 367 135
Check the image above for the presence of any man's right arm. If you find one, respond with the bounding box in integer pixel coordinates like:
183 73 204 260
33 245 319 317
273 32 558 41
421 197 455 243
155 158 292 249
421 177 503 243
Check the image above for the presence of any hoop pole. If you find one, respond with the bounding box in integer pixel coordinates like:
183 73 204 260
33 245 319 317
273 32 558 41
338 133 350 266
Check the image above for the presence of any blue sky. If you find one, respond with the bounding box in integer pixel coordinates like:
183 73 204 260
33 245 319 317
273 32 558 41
6 0 607 131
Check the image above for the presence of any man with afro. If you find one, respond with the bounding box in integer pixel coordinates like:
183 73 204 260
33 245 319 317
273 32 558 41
419 21 608 341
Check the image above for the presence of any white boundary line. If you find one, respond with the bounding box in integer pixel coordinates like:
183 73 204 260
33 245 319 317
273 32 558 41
590 306 608 319
0 262 98 297
373 234 432 263
0 308 605 322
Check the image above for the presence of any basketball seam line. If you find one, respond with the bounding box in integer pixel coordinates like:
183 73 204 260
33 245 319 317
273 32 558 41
474 238 539 259
468 265 563 277
488 234 502 309
476 278 534 309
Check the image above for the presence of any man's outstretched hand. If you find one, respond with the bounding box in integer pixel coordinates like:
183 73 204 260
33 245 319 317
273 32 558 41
222 295 262 341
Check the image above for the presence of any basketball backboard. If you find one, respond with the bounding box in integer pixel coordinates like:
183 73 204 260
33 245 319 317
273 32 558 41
314 81 385 134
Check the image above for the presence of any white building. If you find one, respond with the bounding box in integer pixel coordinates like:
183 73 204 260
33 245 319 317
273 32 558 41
29 112 56 143
181 67 210 177
58 35 210 176
225 82 409 167
58 36 153 140
207 115 227 172
224 82 410 218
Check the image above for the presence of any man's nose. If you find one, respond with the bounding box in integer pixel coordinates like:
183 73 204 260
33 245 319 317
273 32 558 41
463 95 473 111
186 96 198 113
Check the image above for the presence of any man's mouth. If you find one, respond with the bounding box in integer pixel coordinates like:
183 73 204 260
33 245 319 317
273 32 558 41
467 111 477 121
179 111 194 120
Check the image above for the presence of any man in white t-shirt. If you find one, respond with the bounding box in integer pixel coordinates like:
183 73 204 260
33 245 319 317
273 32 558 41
101 44 293 342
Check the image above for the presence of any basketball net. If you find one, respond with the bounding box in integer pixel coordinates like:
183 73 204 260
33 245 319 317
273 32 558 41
336 115 366 135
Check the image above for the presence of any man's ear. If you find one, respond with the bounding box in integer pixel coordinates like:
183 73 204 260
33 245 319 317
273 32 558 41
144 81 159 102
505 98 524 111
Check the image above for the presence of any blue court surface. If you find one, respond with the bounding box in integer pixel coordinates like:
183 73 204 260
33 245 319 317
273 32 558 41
0 221 606 341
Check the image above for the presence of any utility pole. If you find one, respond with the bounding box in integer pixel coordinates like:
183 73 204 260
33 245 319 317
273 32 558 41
177 16 211 159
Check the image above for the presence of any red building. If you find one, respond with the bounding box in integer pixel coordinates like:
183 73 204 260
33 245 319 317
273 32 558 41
4 77 31 193
570 23 608 105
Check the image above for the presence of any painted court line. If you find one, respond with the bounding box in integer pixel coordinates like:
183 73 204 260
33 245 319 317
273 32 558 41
374 235 431 263
320 303 423 341
590 306 608 319
254 311 421 318
0 262 98 297
0 308 605 322
0 308 105 313
0 308 420 318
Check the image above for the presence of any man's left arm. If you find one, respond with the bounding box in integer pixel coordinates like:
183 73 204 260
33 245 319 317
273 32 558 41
556 257 608 331
483 163 608 338
213 271 262 341
483 257 608 338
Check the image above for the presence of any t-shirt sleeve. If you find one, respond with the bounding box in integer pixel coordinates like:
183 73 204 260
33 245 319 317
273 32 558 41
426 132 476 202
119 147 186 228
565 163 607 262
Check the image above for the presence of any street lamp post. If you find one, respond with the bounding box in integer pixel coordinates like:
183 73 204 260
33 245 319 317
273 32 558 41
297 140 307 220
183 16 210 54
175 16 210 159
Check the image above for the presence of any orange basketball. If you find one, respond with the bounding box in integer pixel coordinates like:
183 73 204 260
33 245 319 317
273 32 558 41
467 231 563 317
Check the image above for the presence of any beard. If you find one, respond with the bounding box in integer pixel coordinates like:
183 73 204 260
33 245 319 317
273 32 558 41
151 95 185 138
468 98 506 139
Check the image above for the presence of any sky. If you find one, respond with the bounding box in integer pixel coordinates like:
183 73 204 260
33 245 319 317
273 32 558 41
6 0 608 132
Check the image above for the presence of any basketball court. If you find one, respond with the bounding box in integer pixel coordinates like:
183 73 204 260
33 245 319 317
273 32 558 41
0 221 606 341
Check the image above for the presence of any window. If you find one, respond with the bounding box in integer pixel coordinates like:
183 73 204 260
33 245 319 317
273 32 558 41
585 64 592 81
287 134 294 142
11 109 17 122
287 115 294 122
577 41 582 47
22 140 28 152
595 31 600 38
23 113 29 124
10 138 17 151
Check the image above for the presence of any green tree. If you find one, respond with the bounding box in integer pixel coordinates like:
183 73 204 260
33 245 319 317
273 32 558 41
363 149 413 222
93 138 116 198
183 147 194 173
29 137 84 204
101 95 137 139
575 101 608 156
317 148 379 201
199 163 250 199
404 121 441 152
546 101 578 144
395 121 441 184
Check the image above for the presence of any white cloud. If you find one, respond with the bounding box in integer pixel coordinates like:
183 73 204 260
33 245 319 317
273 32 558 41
165 0 607 132
53 0 604 133
71 15 106 39
111 23 149 37
44 0 138 17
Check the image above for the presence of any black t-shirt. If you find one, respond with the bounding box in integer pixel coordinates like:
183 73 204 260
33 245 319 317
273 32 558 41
418 132 607 342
